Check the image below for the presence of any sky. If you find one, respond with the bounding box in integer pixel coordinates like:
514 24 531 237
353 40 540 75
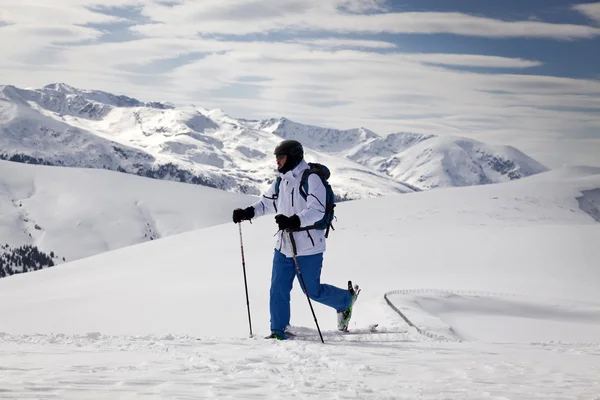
0 0 599 168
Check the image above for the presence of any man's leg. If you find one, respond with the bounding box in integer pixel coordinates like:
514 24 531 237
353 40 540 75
295 253 351 312
270 249 296 337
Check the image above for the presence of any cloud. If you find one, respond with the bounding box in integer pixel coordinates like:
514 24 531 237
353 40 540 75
0 0 149 64
401 54 542 68
337 0 388 14
131 0 600 39
303 12 600 39
0 24 105 70
574 2 600 24
0 24 103 66
152 40 597 114
292 38 397 49
0 2 126 25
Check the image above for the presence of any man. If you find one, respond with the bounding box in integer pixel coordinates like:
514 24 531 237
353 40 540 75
232 139 358 340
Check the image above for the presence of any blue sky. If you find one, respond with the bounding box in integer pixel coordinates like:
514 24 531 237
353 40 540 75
0 0 599 167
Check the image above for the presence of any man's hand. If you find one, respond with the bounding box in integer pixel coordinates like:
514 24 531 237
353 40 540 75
275 214 301 231
233 207 255 224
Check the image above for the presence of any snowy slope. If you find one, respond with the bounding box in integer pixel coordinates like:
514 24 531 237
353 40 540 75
0 160 255 272
1 83 547 198
0 167 599 398
1 165 598 334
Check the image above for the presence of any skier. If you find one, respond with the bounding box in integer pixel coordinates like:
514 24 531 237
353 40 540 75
232 139 359 340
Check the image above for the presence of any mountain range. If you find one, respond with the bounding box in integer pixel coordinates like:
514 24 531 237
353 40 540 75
0 83 549 199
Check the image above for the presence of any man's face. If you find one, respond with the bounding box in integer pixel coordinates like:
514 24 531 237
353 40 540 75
276 154 287 170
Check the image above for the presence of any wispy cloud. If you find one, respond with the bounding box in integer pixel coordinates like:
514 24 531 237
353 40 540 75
0 2 126 25
400 54 542 68
292 38 397 49
301 12 600 39
574 2 600 24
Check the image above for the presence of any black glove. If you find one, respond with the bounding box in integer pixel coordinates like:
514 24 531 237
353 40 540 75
233 207 255 224
275 214 301 231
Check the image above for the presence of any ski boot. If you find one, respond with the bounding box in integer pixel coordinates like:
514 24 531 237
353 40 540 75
265 332 286 340
337 281 360 331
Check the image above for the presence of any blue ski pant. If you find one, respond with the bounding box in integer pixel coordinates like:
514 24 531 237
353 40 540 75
270 249 351 336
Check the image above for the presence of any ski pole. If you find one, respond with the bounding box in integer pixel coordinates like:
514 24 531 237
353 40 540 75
238 223 253 337
287 231 324 344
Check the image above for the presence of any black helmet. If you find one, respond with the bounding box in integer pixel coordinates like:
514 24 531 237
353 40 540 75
274 139 304 173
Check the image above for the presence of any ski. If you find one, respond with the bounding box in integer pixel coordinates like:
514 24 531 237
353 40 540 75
284 323 399 340
257 324 410 342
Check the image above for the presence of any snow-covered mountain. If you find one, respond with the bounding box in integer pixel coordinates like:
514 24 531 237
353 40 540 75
0 84 239 192
346 133 548 189
0 166 599 398
1 83 547 197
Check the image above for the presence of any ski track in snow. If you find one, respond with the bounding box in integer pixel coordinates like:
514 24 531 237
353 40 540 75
134 200 159 241
0 332 598 399
385 289 600 344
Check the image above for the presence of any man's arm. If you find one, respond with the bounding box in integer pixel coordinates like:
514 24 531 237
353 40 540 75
251 179 279 218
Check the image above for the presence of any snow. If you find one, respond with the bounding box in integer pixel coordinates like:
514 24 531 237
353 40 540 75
1 165 599 398
0 333 597 399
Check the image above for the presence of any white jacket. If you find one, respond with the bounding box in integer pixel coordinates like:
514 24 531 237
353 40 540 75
252 160 327 257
